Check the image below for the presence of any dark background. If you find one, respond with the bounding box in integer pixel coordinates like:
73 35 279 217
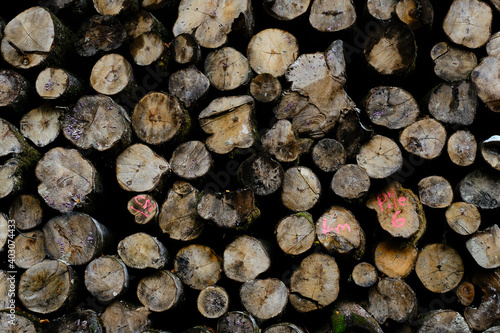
1 0 500 332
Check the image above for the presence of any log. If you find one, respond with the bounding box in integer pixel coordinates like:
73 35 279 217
352 262 378 288
8 194 43 230
428 81 477 125
35 67 85 101
464 268 500 331
456 281 475 306
459 169 500 209
85 255 129 303
198 95 256 154
0 118 39 159
123 9 168 40
443 0 492 49
481 135 500 171
445 202 481 235
395 0 433 30
399 118 447 159
172 33 201 65
311 138 346 172
0 69 32 113
36 147 101 213
316 206 365 258
275 212 315 256
19 104 61 148
472 56 500 112
115 143 170 192
117 232 168 269
127 194 158 225
247 28 299 77
93 0 139 15
0 213 8 251
1 6 75 69
263 0 310 20
174 244 222 290
141 0 169 10
0 159 30 200
173 0 254 49
487 32 500 59
129 33 168 67
62 94 131 151
367 0 397 20
204 47 252 91
13 230 45 269
356 135 403 179
330 164 370 200
364 86 420 129
289 253 340 312
197 285 229 319
263 323 305 333
261 119 313 163
223 235 271 282
418 175 454 208
366 182 426 241
132 92 190 145
45 309 103 333
238 153 284 196
43 212 111 265
217 311 259 333
90 53 135 96
18 259 79 314
331 302 383 333
137 270 184 312
159 181 204 241
309 0 356 32
274 91 309 120
367 278 417 324
415 310 471 333
466 224 500 269
168 66 210 108
0 270 11 309
430 42 477 82
363 19 416 75
100 300 151 333
0 311 38 333
249 73 282 103
415 243 464 293
281 166 321 212
197 188 260 229
447 130 477 167
240 278 288 320
75 14 126 57
373 239 418 278
336 108 374 157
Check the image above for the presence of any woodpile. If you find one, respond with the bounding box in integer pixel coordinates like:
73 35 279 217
2 0 500 332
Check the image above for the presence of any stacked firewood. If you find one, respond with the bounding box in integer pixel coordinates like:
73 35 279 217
1 0 500 332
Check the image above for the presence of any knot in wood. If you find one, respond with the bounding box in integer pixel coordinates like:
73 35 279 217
105 70 119 82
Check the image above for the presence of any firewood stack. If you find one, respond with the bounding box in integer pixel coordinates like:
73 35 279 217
1 0 500 332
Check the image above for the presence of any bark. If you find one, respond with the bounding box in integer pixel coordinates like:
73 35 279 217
464 268 500 331
75 14 126 56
